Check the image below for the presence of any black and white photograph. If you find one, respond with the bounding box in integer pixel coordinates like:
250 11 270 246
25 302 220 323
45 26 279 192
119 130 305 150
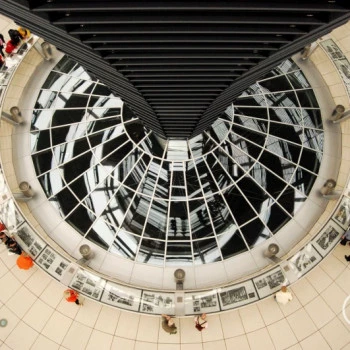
69 269 106 301
334 59 350 85
218 281 258 310
184 291 220 314
313 221 343 257
320 39 345 61
288 244 322 278
101 281 141 312
140 291 175 315
36 246 71 281
332 196 350 229
253 266 288 298
14 223 45 257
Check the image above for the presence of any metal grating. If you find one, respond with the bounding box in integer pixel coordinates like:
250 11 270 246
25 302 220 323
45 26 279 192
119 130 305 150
1 0 350 139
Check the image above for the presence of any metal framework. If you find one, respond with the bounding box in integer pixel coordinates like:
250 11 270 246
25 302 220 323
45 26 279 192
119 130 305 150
1 0 350 139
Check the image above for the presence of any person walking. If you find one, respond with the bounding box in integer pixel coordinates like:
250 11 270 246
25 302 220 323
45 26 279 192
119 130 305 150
275 286 293 305
194 313 208 331
63 289 83 306
161 314 177 334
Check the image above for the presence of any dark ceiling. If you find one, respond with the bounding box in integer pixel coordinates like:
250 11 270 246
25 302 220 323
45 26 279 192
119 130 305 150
1 0 350 139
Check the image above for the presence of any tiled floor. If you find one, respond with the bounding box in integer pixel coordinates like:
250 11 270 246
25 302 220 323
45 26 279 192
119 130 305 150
1 242 350 349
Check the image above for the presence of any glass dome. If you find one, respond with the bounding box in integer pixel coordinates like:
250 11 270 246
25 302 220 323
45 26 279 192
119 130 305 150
30 56 323 266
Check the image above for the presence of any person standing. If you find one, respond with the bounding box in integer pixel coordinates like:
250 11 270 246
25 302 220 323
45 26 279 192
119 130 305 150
63 289 83 306
161 314 177 334
340 227 350 246
194 313 208 331
16 252 33 270
275 286 293 305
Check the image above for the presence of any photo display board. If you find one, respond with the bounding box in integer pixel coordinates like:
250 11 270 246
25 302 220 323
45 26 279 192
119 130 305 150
36 246 71 281
69 269 106 301
184 290 220 314
218 280 258 310
140 291 175 315
253 266 289 299
15 222 45 258
101 281 142 312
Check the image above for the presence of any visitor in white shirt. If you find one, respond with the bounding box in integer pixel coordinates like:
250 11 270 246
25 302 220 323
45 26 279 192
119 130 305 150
275 286 293 305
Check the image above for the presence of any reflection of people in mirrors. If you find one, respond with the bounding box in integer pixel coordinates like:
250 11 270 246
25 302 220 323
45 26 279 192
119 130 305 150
194 313 208 331
161 314 177 334
274 286 293 305
340 227 350 246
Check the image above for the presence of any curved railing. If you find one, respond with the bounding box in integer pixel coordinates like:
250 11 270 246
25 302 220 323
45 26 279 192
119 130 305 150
0 35 349 316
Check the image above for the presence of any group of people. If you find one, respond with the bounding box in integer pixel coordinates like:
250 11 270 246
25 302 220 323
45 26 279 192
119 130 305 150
161 313 208 335
0 26 31 69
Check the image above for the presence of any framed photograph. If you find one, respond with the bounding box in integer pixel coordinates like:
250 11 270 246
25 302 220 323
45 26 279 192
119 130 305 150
101 281 141 312
288 243 322 278
69 269 106 301
140 291 175 315
14 223 45 257
218 280 258 310
313 221 343 257
320 39 345 61
253 266 289 298
0 199 24 232
36 246 71 281
332 196 350 230
184 290 220 314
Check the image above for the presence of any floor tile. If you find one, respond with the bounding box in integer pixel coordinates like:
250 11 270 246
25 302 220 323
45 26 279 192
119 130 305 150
286 308 317 341
202 340 226 350
180 344 203 350
299 332 331 350
0 305 20 342
74 298 101 327
25 268 52 296
10 263 37 283
335 267 350 295
0 271 21 304
56 298 80 319
278 295 303 317
179 317 202 343
306 266 333 293
62 321 92 350
268 319 298 350
23 298 54 332
320 255 346 280
5 320 38 350
31 334 60 350
201 314 224 342
42 311 73 344
111 336 135 350
6 285 37 318
134 340 158 350
95 306 120 335
158 344 181 350
136 315 160 342
85 329 113 350
239 303 265 333
291 278 318 306
39 280 66 308
114 311 140 339
225 334 250 350
247 327 275 350
304 296 335 328
219 309 245 338
320 317 350 349
322 283 348 314
257 297 285 326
